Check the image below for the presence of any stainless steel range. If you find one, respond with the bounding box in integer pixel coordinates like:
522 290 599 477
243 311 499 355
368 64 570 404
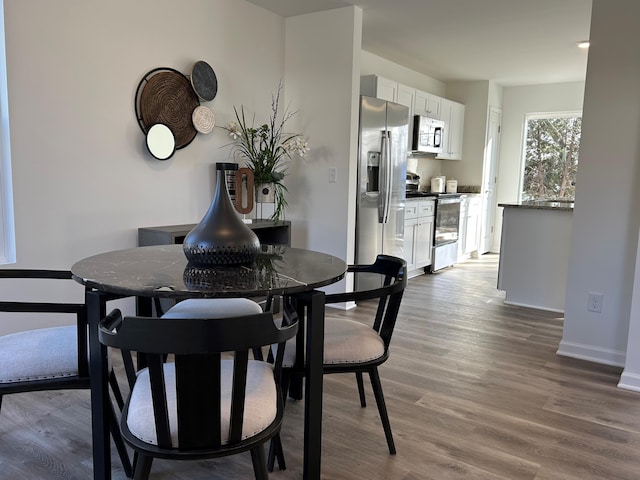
429 193 462 272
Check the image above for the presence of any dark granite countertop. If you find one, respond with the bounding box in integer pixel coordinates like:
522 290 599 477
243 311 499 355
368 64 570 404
499 200 574 211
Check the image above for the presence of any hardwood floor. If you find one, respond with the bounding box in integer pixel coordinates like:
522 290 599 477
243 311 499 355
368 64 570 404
3 254 640 479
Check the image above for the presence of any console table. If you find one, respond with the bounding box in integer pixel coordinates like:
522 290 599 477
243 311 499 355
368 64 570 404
138 220 291 247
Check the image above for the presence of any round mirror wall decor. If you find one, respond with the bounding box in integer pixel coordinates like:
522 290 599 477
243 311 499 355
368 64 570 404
146 123 176 160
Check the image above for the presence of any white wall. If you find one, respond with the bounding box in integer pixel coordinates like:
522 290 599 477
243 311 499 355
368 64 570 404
284 6 362 293
560 0 640 368
1 0 286 333
442 81 492 186
493 82 585 250
360 50 446 97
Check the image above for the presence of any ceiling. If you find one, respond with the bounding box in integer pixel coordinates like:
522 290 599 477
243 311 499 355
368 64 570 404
246 0 592 87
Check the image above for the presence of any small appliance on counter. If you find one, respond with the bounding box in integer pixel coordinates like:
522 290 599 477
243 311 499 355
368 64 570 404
406 172 420 192
446 179 458 193
430 176 445 193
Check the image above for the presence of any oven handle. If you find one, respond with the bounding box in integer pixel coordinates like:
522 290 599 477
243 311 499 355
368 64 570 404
436 197 461 204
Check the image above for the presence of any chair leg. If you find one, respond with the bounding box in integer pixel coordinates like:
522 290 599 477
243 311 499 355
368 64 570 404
267 432 287 472
108 399 132 477
133 453 153 480
368 367 396 455
109 369 125 410
250 444 269 480
268 369 291 471
356 372 367 407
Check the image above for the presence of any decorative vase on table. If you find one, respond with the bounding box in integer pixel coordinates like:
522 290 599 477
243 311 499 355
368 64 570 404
183 162 260 267
255 182 276 220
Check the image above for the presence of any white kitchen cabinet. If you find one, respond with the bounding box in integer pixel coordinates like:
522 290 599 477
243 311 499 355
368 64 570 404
465 195 481 254
414 89 442 119
396 83 415 114
457 195 481 260
360 74 398 103
405 198 434 277
457 196 468 258
437 98 465 160
361 74 414 112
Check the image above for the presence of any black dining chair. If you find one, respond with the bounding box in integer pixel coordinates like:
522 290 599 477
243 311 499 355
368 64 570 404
0 269 131 475
99 303 298 480
271 254 406 467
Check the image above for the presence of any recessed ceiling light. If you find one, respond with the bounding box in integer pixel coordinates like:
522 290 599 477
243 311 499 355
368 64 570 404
577 41 590 49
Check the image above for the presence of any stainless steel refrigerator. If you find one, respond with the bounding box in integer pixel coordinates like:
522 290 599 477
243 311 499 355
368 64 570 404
355 96 409 290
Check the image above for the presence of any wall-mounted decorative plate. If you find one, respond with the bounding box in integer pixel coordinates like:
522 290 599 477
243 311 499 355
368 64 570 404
192 105 215 134
190 60 218 101
135 67 200 149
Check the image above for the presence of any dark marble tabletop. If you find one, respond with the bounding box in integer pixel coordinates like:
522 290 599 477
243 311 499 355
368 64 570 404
71 244 347 299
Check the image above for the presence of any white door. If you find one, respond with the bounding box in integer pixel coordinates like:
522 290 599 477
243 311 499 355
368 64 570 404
480 107 501 254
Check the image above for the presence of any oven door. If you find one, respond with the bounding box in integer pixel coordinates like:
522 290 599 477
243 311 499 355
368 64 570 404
434 197 461 246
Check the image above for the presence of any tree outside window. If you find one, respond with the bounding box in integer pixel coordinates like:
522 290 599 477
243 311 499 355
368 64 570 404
521 113 581 201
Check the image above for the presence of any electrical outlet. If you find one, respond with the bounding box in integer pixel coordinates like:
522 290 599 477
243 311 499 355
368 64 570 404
588 292 604 313
328 167 337 183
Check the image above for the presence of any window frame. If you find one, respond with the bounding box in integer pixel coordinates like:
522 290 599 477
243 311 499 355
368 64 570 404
519 110 582 202
0 0 15 265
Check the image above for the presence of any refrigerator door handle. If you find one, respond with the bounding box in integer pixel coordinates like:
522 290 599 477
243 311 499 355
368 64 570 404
381 130 393 223
378 130 388 223
379 130 392 224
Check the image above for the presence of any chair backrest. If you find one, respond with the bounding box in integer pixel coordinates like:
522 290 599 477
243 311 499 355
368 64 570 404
325 255 407 348
0 269 89 385
99 305 298 451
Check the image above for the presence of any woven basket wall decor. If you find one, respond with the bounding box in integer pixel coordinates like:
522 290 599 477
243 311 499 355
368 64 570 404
135 67 200 149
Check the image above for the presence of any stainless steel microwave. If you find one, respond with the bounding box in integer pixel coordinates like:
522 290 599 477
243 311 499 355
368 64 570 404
412 115 444 153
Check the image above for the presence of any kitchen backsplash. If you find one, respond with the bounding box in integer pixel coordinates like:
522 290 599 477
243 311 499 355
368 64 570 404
457 185 482 193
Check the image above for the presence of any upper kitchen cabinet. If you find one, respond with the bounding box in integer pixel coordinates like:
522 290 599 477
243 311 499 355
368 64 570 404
396 83 415 113
360 74 398 103
414 89 442 119
360 75 414 112
437 98 465 160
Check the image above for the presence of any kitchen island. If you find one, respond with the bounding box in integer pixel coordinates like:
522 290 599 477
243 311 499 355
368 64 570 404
497 200 574 312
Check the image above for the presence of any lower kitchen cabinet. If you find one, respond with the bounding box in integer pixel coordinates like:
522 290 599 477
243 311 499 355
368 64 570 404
458 195 481 260
405 198 435 278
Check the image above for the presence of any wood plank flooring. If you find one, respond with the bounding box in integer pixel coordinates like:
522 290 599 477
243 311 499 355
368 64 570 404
3 254 640 479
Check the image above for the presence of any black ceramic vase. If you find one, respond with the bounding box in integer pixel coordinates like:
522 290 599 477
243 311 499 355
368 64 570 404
183 163 260 267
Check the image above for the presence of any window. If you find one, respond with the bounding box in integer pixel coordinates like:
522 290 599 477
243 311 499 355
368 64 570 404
520 112 581 201
0 0 15 264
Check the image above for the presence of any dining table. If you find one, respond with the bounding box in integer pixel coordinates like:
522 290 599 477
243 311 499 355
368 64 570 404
71 243 347 480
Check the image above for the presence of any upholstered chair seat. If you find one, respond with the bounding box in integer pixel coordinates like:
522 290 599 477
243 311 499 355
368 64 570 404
0 326 79 383
126 360 277 447
161 298 263 319
280 317 386 368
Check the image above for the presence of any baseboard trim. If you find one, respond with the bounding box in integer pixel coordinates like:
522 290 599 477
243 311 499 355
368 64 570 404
556 340 625 367
618 371 640 392
326 301 357 311
503 299 564 314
